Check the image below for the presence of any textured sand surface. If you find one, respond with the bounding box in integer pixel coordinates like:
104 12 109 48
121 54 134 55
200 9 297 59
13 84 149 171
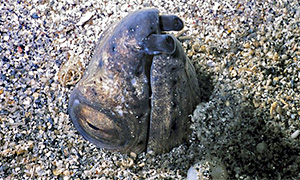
1 0 300 179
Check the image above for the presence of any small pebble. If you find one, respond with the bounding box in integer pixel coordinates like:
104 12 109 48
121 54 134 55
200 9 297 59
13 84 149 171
291 130 300 139
31 13 39 19
1 0 300 179
3 35 9 41
256 142 268 154
76 11 95 26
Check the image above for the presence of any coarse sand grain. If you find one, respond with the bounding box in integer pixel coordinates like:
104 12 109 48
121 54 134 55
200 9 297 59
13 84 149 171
1 0 300 179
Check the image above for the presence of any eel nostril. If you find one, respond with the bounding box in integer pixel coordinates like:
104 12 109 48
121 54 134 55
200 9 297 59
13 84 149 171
143 34 176 55
159 15 184 31
174 17 183 30
165 36 174 46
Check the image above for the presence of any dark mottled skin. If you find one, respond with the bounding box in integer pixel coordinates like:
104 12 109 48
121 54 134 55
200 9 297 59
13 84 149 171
148 39 200 154
68 9 200 154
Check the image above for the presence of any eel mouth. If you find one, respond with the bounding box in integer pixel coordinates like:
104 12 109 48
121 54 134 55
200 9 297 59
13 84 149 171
68 91 130 150
68 88 149 154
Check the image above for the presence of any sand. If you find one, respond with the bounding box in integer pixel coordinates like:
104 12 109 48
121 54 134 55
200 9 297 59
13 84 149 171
1 0 300 179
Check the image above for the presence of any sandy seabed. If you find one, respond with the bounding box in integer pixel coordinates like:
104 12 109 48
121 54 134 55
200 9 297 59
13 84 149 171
1 0 300 179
